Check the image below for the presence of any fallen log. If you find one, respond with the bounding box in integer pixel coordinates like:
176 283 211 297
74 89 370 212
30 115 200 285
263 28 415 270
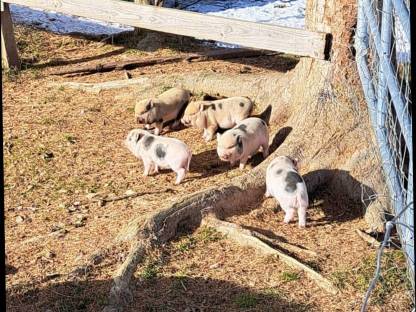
50 77 151 93
51 48 275 76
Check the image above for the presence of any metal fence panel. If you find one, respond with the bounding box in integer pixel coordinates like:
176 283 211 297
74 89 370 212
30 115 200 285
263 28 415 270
355 0 413 309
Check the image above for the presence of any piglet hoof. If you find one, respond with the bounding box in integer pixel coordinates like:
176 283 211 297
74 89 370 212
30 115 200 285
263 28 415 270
264 191 271 198
239 163 246 170
298 224 306 229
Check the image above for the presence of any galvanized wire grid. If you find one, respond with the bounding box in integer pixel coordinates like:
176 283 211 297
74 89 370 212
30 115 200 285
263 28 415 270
355 0 413 310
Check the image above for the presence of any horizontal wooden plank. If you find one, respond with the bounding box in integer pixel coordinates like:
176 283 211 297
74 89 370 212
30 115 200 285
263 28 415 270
5 0 329 59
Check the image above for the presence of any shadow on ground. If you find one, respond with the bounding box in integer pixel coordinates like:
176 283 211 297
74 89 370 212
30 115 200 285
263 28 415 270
6 276 313 312
303 169 376 224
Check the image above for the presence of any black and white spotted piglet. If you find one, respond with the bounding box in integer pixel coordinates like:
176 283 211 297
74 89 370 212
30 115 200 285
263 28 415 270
265 156 309 228
125 129 192 184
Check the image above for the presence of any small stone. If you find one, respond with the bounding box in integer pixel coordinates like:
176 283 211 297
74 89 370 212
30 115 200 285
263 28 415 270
43 151 54 160
124 189 136 196
45 250 56 259
86 193 98 199
240 65 252 73
209 263 220 269
67 206 78 213
73 201 81 206
55 229 68 238
16 216 24 223
50 223 64 232
91 253 104 265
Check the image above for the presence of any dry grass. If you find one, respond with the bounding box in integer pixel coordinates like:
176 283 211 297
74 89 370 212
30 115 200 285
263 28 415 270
4 25 413 312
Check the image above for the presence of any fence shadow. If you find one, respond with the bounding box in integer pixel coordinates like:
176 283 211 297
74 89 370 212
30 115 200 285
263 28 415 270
6 276 312 312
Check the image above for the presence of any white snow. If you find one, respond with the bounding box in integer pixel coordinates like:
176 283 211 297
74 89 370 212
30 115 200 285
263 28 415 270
184 0 306 29
10 4 133 36
10 0 306 37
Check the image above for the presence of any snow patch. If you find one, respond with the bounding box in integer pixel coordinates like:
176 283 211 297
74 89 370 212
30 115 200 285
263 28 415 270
10 4 133 36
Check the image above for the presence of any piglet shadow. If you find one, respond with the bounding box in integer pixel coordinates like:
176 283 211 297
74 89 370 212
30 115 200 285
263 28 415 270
189 148 231 178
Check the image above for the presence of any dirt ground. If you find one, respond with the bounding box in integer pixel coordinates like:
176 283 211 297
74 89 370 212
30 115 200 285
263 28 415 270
3 25 413 312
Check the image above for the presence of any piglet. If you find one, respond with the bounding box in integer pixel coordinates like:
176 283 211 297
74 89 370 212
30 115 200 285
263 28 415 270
265 156 309 228
216 117 269 169
135 87 190 135
181 96 253 141
125 129 192 184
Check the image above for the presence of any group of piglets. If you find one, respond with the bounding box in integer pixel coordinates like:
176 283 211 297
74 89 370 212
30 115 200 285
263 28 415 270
125 87 309 227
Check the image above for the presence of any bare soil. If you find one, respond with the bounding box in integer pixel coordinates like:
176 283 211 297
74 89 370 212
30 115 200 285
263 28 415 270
3 25 413 312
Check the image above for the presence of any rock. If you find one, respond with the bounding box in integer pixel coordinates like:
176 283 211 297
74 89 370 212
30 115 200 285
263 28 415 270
45 250 56 259
50 223 65 232
16 216 24 223
91 252 104 265
124 189 136 196
73 215 87 227
43 151 54 160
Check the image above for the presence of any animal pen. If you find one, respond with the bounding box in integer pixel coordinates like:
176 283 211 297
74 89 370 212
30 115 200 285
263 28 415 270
2 0 413 311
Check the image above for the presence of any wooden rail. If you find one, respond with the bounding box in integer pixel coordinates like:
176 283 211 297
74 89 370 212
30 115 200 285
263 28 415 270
1 0 331 69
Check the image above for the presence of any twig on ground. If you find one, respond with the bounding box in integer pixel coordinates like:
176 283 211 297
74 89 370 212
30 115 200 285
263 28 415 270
50 49 274 76
356 229 381 248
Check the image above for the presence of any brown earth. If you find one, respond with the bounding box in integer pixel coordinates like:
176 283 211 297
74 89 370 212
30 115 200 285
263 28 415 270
3 25 413 312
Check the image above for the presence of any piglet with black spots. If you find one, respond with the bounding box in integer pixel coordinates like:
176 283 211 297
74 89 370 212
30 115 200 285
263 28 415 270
181 96 253 142
265 156 309 228
125 129 192 184
216 117 269 169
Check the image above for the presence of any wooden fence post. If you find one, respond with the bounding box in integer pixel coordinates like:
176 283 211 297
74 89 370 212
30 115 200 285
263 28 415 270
1 2 20 70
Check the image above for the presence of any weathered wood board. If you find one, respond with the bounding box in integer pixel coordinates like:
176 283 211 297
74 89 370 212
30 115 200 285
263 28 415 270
5 0 330 59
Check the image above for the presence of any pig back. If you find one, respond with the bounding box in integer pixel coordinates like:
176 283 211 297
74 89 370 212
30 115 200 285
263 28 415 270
158 88 190 109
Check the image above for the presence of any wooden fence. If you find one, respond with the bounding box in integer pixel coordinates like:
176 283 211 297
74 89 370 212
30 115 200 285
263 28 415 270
1 0 332 69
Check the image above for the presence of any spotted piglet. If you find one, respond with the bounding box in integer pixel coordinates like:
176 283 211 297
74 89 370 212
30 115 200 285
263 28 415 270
216 117 269 169
265 156 309 228
125 129 192 184
181 96 253 142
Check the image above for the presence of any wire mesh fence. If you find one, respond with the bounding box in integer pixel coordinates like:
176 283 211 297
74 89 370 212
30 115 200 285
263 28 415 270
355 0 413 310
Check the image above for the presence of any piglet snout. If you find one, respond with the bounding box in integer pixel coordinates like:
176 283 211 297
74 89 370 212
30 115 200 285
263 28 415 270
220 153 231 161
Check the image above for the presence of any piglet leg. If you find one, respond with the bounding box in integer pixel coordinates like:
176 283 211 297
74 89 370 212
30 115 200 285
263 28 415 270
298 206 307 228
174 168 186 185
239 156 249 170
143 159 152 176
153 121 163 135
204 125 217 142
283 207 296 224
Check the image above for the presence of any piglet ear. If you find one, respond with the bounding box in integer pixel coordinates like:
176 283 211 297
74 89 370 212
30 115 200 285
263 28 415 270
135 132 143 143
237 135 243 154
293 158 299 169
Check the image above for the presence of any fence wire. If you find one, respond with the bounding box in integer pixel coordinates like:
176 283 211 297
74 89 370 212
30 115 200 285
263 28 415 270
355 0 413 310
